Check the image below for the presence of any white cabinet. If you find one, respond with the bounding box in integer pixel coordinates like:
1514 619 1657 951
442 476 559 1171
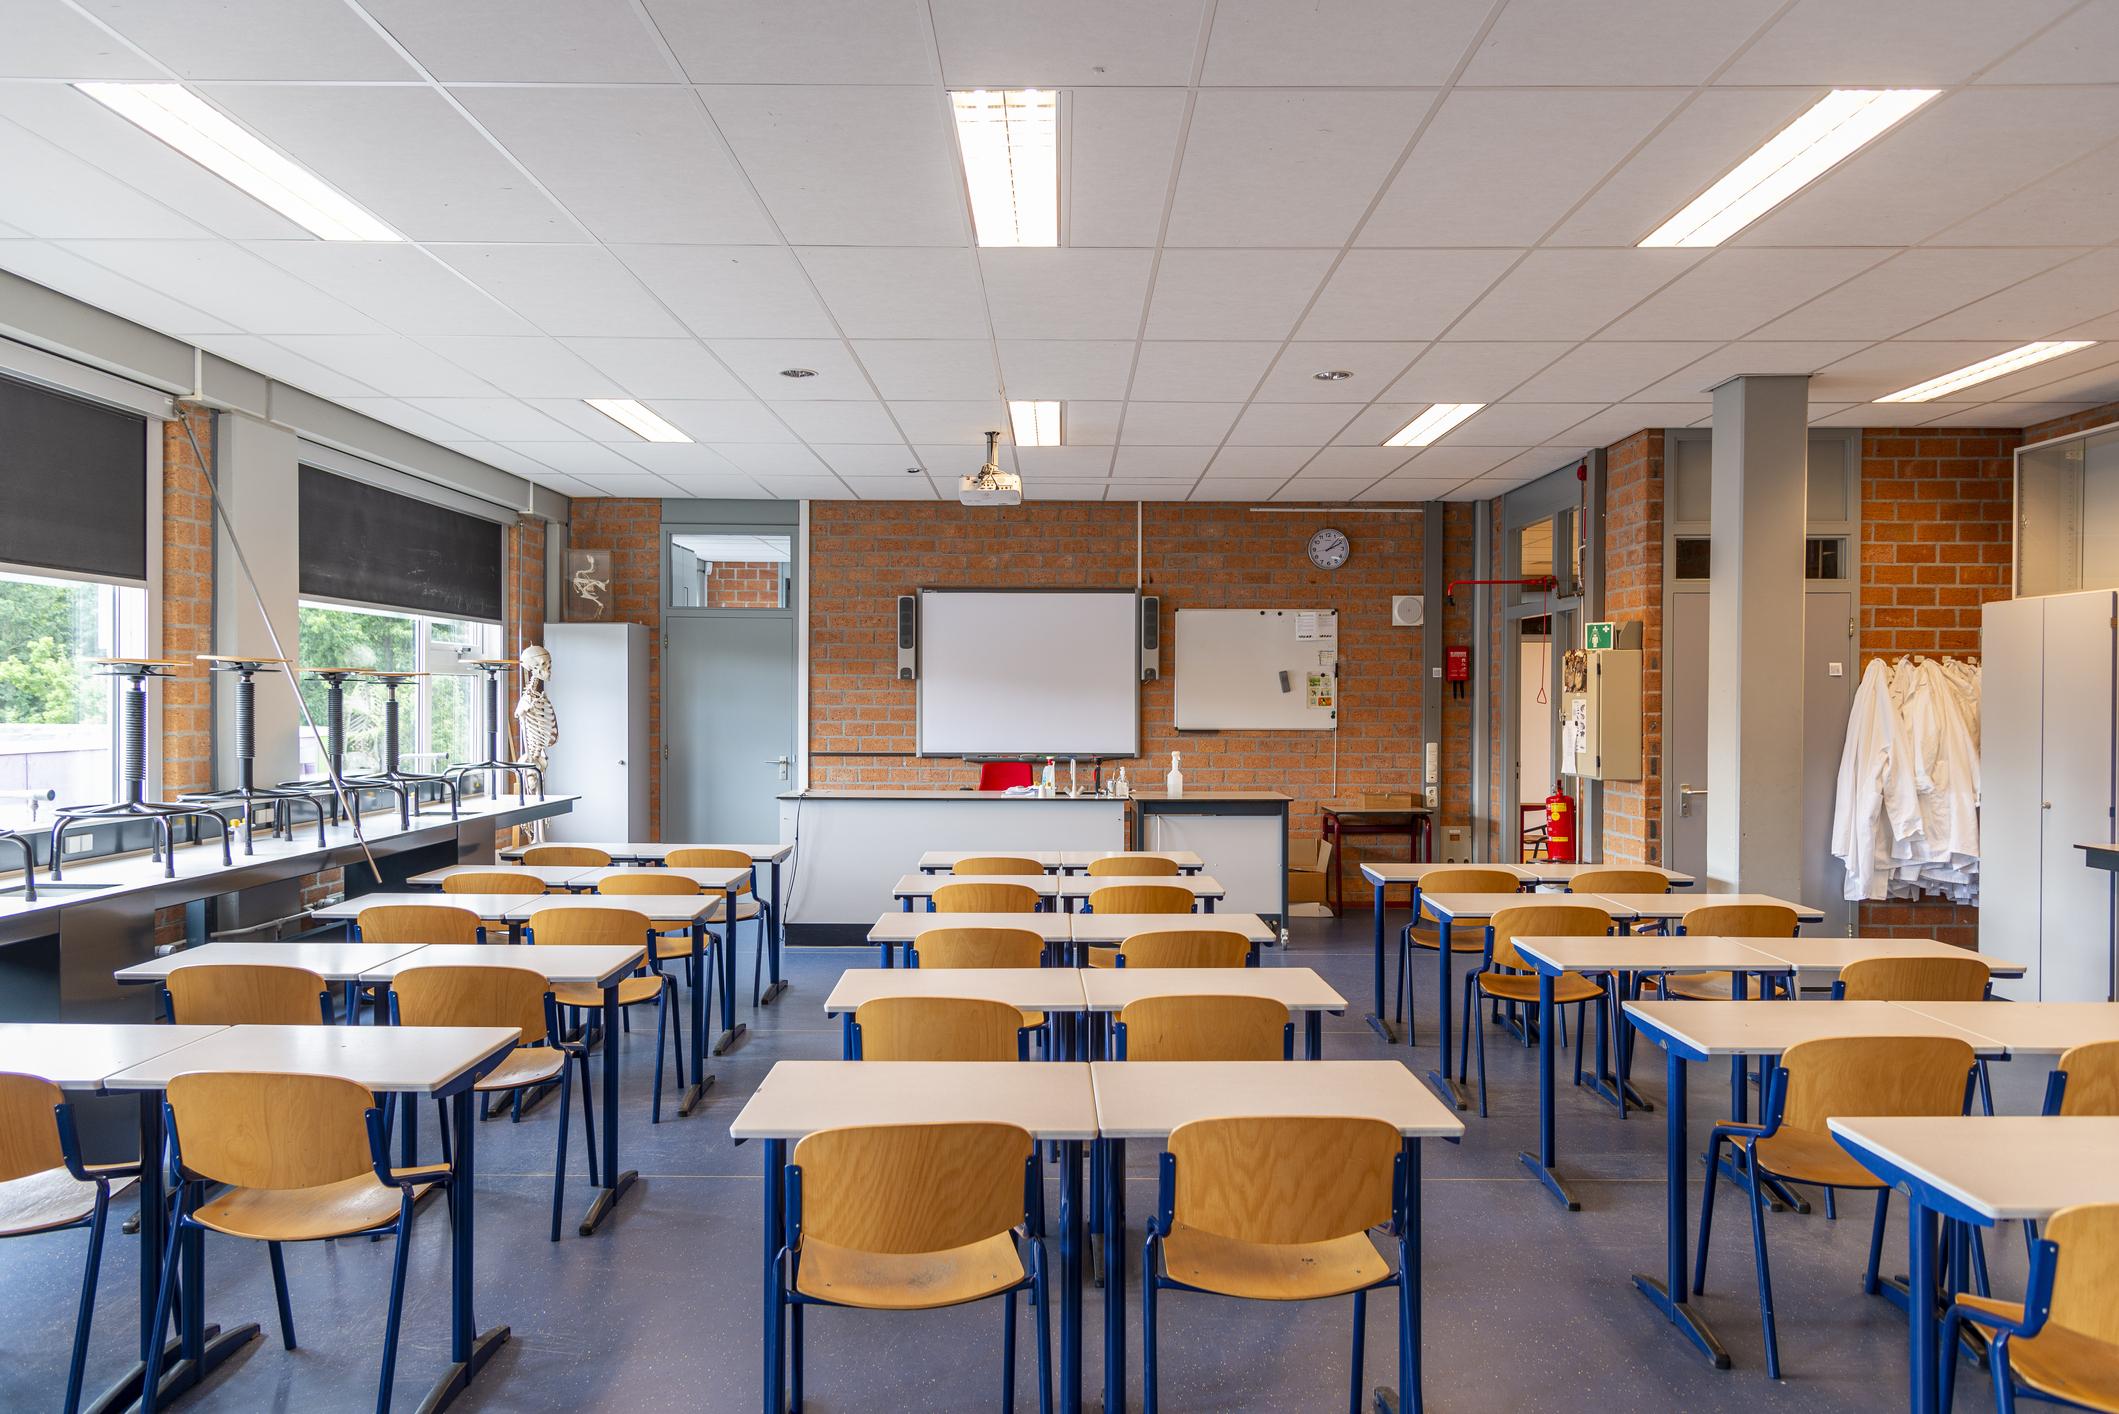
1980 591 2117 1000
542 623 649 842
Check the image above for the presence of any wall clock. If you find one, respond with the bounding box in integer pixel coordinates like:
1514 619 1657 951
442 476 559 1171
1307 527 1351 570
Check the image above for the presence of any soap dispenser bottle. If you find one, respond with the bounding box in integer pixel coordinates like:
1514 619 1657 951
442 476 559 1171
1166 751 1184 799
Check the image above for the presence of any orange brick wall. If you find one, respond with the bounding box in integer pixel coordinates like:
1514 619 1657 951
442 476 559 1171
505 515 546 665
1603 430 1666 865
2020 398 2119 444
565 499 662 834
707 559 784 608
1436 503 1477 864
160 404 215 796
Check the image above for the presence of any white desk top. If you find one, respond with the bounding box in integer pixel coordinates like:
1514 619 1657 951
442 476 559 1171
501 840 792 863
728 1060 1098 1141
1089 1061 1464 1141
104 1024 519 1095
309 894 512 923
358 944 646 988
1422 892 1636 923
1624 1000 2006 1059
1515 862 1697 886
1068 913 1276 945
823 968 1089 1015
114 939 432 984
567 866 747 893
1080 966 1346 1013
1888 1002 2119 1056
1360 863 1523 886
0 1023 227 1089
1828 1116 2119 1221
1059 874 1223 899
1058 851 1204 870
405 864 592 888
866 912 1073 943
1749 937 2026 978
1600 892 1827 923
509 894 722 925
1513 936 1791 975
891 874 1061 898
917 850 1064 870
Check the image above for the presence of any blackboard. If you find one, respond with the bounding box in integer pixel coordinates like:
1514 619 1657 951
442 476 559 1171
298 465 505 622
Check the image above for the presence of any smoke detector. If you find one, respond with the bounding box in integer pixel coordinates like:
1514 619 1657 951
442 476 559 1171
958 430 1022 506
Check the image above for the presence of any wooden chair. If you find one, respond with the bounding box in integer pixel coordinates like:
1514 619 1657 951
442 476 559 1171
908 928 1051 1051
1087 856 1180 878
1086 884 1195 915
440 872 548 896
662 849 774 1005
1648 903 1801 1000
952 856 1046 876
144 1071 450 1414
1395 867 1520 1046
1086 927 1253 971
389 965 595 1242
851 996 1029 1061
772 1123 1047 1411
1114 996 1290 1061
933 881 1041 914
1694 1035 1977 1379
1144 1116 1412 1413
1832 954 1991 1001
1565 868 1671 895
520 845 613 867
596 871 717 1000
164 963 332 1026
1945 1202 2119 1414
357 904 484 945
0 1073 138 1414
527 907 683 1124
1462 905 1612 1117
2045 1039 2119 1116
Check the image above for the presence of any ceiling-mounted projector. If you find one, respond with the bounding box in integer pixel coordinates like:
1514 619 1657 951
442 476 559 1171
958 429 1022 506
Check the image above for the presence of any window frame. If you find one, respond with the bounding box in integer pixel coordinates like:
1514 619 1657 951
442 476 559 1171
293 597 501 785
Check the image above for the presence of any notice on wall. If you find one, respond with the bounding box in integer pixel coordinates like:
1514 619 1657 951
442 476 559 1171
1295 611 1325 641
1306 672 1335 710
1561 697 1588 775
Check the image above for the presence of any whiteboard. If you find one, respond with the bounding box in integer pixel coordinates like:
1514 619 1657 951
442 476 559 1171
1174 608 1339 730
917 589 1140 757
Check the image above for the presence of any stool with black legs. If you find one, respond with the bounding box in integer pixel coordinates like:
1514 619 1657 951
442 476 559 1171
342 671 459 828
178 656 329 854
443 657 544 805
47 659 234 881
278 667 408 829
0 829 34 900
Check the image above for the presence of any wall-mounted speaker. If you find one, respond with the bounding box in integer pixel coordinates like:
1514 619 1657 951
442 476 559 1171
896 594 917 679
1140 594 1161 681
1391 594 1425 628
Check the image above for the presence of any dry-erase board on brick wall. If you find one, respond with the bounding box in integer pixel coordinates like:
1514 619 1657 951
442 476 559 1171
1173 608 1338 731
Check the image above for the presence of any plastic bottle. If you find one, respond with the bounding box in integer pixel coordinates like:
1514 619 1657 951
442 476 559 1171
1114 768 1130 799
1166 751 1184 799
1042 757 1057 798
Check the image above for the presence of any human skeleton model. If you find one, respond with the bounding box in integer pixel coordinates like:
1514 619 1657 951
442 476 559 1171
515 643 559 840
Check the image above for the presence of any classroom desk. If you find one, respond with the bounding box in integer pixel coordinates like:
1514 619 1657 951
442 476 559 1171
114 938 434 1025
1080 966 1346 1060
1828 1116 2119 1414
1055 850 1204 874
1604 892 1828 928
865 910 1074 968
890 873 1063 910
913 849 1208 874
1750 937 2026 988
514 879 745 1051
0 1023 228 1413
1056 874 1223 912
822 967 1090 1057
1886 1000 2119 1055
1620 1001 2005 1373
1359 863 1514 1043
1511 863 1697 887
405 864 596 890
1065 912 1275 968
1417 892 1636 1110
915 849 1065 872
730 1061 1097 1414
1088 1060 1464 1414
105 1024 518 1413
310 892 514 933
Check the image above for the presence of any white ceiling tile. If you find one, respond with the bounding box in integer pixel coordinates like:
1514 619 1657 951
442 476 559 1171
609 442 749 475
1486 448 1592 482
895 403 1014 443
1107 481 1197 501
701 86 965 246
337 397 488 444
981 249 1154 339
715 444 830 477
1390 445 1527 479
930 0 1204 85
767 401 903 443
517 469 600 498
1448 249 1705 341
1298 249 1518 341
1980 2 2119 84
1631 341 1870 400
1127 342 1277 402
1023 480 1110 501
1120 402 1243 445
274 334 496 397
1919 400 2095 428
1835 400 1967 428
400 397 576 442
242 242 535 337
1361 90 1680 248
917 441 1013 475
996 341 1136 401
441 442 559 479
1357 476 1468 502
455 85 776 246
558 337 751 401
813 445 924 477
1905 249 2119 341
1270 478 1371 501
0 1 159 78
54 239 382 333
647 0 934 83
649 400 800 443
523 397 667 441
1512 343 1723 402
1301 446 1415 477
1224 403 1356 446
706 339 871 400
754 475 857 501
1934 142 2119 247
79 0 418 79
201 85 582 243
1203 0 1491 85
852 339 1001 401
798 247 988 339
614 245 835 340
1066 89 1187 247
1460 0 1779 83
0 121 209 238
1254 342 1424 403
1955 346 2119 403
1145 249 1335 340
1600 248 1892 341
1052 402 1121 444
357 0 676 82
1721 0 2074 85
658 469 771 496
1012 446 1116 477
1807 342 2019 402
1111 446 1213 477
1381 342 1571 403
1435 403 1602 445
1333 404 1425 446
1204 448 1311 478
427 244 683 337
1753 248 2081 341
412 336 607 397
192 334 382 398
849 475 940 500
1166 90 1434 248
497 441 649 477
0 239 232 334
576 472 685 497
1557 404 1714 446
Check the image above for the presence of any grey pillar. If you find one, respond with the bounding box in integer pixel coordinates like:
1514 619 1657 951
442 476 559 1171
1704 375 1809 896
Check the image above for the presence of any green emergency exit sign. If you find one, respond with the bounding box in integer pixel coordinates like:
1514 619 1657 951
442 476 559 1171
1584 621 1615 651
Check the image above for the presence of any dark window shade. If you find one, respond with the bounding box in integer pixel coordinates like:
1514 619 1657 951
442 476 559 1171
298 466 504 622
0 374 147 582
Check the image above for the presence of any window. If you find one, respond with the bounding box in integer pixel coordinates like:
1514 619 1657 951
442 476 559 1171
1674 537 1712 581
1805 536 1847 581
294 602 499 783
0 569 146 828
669 532 790 609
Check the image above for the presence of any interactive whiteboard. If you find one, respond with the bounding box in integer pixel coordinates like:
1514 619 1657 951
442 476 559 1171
1173 608 1339 730
916 588 1140 758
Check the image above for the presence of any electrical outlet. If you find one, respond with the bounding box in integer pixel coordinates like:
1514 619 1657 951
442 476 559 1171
65 834 94 855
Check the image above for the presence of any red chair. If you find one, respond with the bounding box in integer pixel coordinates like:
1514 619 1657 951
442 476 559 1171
977 761 1034 791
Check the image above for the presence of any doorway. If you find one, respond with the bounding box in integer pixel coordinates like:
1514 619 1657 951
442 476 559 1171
1500 485 1586 862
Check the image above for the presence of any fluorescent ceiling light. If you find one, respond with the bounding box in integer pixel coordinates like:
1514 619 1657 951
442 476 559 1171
1875 341 2097 403
74 82 398 242
951 89 1058 248
586 398 692 443
1009 400 1061 447
1385 403 1484 447
1639 89 1938 249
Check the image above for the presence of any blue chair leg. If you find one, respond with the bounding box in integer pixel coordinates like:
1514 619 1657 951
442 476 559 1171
1694 1133 1723 1295
1471 989 1489 1119
576 1053 600 1189
1746 1152 1781 1381
1347 1289 1367 1414
1001 1288 1018 1414
376 1200 414 1414
790 1302 805 1413
652 991 670 1124
268 1240 296 1348
140 1208 185 1414
1397 1268 1417 1414
551 1071 572 1243
1969 1224 1991 1299
1033 1242 1053 1414
1142 1242 1161 1414
1989 1336 2019 1413
63 1186 109 1414
1865 1189 1890 1295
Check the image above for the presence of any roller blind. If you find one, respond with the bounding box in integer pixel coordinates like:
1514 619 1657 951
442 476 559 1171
298 465 504 622
0 373 147 582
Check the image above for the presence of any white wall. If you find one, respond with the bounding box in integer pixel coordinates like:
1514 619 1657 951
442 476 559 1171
212 412 303 784
1518 634 1552 804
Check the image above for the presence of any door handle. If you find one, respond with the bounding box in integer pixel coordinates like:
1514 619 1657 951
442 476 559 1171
1678 783 1708 817
766 754 792 781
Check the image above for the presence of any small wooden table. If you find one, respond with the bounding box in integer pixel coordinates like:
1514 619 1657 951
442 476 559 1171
1319 800 1434 918
1079 965 1346 1059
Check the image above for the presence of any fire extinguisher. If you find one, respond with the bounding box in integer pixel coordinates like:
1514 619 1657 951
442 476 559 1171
1544 782 1577 862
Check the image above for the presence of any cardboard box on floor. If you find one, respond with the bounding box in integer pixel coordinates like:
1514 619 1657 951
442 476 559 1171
1288 837 1333 917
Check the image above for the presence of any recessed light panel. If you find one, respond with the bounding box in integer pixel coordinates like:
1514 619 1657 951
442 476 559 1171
1874 341 2096 403
1008 400 1062 447
1384 403 1484 448
585 398 692 443
951 89 1059 248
